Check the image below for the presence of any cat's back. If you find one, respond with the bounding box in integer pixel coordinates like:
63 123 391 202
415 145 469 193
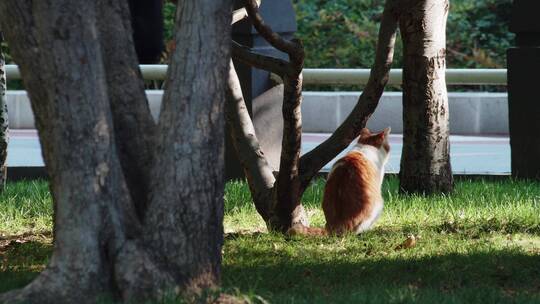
322 151 381 234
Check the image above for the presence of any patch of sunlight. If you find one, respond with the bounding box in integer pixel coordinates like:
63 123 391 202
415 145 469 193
490 233 540 254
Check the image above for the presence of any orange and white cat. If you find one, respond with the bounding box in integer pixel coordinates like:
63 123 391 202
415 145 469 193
289 127 391 236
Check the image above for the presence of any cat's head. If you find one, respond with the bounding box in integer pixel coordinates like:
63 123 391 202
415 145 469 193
357 127 391 160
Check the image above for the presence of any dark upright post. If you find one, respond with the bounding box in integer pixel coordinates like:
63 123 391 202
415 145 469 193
0 32 8 189
508 0 540 180
226 0 297 179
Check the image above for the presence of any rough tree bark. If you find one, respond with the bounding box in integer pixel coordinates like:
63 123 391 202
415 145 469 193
0 32 8 189
227 0 400 232
225 59 274 222
0 0 232 303
398 0 453 194
96 0 158 219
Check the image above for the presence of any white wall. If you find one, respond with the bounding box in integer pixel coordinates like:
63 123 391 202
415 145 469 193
6 90 509 135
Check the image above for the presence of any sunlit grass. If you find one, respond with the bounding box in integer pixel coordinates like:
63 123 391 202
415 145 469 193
0 180 51 235
224 177 540 236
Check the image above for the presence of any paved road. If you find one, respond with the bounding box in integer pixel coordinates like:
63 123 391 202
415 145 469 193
8 130 43 167
8 130 511 174
303 133 510 174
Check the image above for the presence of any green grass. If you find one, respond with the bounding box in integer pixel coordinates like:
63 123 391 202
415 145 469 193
1 177 540 303
0 180 51 235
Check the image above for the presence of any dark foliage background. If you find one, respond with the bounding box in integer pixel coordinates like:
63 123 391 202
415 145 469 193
3 1 513 68
291 0 513 68
3 0 513 90
164 0 514 69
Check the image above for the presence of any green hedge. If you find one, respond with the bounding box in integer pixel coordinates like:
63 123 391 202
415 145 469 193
293 0 514 68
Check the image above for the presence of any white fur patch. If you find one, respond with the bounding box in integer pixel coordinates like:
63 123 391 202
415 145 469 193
355 200 384 234
352 144 389 186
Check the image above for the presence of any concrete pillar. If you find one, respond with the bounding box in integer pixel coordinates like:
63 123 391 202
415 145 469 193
226 0 297 179
507 0 540 179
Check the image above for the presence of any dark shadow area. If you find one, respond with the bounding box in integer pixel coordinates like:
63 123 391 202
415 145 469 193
2 236 540 303
384 220 540 236
0 240 51 293
7 167 48 182
223 239 540 303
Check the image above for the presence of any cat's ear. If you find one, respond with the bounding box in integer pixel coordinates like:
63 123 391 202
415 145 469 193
358 128 371 141
381 127 391 152
359 128 371 137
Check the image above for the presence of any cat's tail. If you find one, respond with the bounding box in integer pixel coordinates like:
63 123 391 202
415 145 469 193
287 224 327 236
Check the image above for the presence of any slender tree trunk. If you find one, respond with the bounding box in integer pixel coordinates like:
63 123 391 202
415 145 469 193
227 0 308 232
0 32 7 189
229 0 399 232
272 57 307 231
225 60 274 222
398 0 453 194
0 0 232 302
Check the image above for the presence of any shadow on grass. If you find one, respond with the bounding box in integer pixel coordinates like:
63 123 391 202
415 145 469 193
377 220 540 237
0 240 50 294
223 241 540 303
2 238 540 303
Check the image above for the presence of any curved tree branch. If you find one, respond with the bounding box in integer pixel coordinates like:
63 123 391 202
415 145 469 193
244 0 300 57
231 40 289 77
234 0 307 230
232 0 260 24
298 0 400 191
225 60 275 221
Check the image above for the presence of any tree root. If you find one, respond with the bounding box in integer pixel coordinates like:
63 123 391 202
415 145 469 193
0 267 109 304
114 240 176 301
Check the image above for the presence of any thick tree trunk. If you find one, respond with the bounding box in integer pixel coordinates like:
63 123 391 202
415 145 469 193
0 2 132 303
0 0 232 302
0 32 8 189
398 0 453 194
134 0 232 293
97 0 157 219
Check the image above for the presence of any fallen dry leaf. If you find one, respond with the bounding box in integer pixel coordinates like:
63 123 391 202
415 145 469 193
396 235 417 250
